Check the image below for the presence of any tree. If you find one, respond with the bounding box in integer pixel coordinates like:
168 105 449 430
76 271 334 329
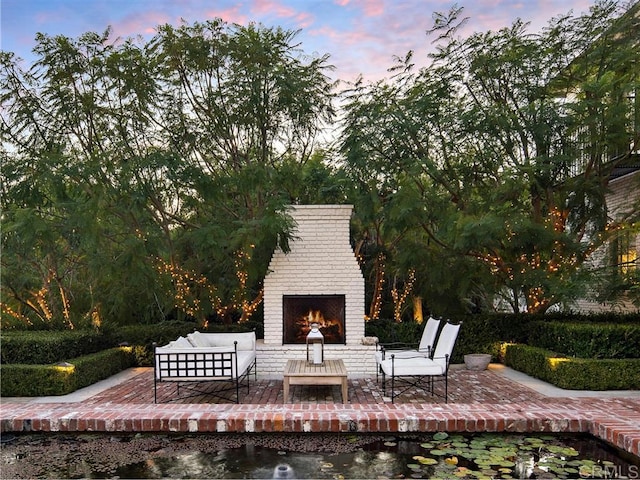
341 0 639 314
1 20 336 328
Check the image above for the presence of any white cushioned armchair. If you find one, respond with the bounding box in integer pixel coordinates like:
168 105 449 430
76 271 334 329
379 321 461 403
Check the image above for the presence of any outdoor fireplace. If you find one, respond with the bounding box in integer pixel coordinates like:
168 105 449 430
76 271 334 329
283 295 346 344
263 205 365 348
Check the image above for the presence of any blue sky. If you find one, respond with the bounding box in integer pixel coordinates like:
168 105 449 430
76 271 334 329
2 0 595 83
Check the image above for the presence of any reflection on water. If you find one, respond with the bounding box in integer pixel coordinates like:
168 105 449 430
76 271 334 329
2 432 639 479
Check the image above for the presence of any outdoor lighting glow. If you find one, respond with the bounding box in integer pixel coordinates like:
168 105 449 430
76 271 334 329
369 252 386 321
548 357 570 369
54 362 75 374
391 269 415 322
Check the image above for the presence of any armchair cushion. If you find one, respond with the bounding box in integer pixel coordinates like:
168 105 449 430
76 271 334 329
380 357 446 376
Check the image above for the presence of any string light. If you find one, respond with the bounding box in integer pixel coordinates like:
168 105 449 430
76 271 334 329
155 243 262 323
391 269 415 322
368 252 386 321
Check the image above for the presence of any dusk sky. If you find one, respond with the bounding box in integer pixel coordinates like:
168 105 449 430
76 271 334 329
2 0 595 83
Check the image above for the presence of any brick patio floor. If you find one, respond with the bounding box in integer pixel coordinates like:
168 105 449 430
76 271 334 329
1 365 639 459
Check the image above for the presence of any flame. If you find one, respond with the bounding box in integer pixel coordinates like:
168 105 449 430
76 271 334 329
292 309 344 343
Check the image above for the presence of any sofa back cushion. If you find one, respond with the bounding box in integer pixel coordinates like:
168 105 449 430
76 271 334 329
169 336 192 348
187 331 255 350
186 331 210 347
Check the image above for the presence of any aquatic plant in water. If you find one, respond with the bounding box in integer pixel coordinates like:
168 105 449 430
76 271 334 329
406 432 625 479
2 431 636 479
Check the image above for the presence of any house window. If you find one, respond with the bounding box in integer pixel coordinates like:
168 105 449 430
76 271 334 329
612 230 638 281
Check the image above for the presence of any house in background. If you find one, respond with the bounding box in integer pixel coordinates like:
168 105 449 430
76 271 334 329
574 2 640 313
574 159 639 313
563 3 639 313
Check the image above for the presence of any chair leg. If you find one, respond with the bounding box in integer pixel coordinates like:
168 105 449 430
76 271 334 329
391 373 395 404
381 369 386 395
444 372 448 403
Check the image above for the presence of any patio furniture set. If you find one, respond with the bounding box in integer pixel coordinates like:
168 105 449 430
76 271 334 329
153 318 461 404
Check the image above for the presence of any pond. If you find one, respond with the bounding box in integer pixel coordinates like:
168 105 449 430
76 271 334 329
1 431 638 479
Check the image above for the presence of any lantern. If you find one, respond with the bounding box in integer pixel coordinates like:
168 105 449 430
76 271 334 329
306 322 324 365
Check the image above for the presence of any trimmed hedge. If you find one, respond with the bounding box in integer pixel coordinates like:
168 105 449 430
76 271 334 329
0 330 111 365
504 343 640 390
365 313 639 363
0 347 135 397
528 321 640 359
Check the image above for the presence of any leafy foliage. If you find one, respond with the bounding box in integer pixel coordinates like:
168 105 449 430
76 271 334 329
341 0 639 314
1 20 336 328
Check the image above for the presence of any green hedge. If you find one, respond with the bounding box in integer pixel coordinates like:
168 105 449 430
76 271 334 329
0 330 112 365
365 313 639 363
528 322 640 359
504 343 640 390
0 347 135 397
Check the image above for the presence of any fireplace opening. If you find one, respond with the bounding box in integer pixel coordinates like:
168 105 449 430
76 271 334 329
283 295 346 344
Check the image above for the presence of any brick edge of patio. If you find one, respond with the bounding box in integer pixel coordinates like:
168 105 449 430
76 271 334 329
2 403 638 458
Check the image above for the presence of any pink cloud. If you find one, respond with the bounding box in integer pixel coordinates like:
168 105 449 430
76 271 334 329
111 11 173 38
203 6 250 25
358 0 385 17
333 0 384 17
249 0 315 28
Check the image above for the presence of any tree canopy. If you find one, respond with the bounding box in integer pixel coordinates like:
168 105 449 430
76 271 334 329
1 20 338 328
1 2 638 330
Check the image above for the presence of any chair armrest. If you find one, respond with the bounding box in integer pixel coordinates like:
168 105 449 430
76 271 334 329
377 342 419 352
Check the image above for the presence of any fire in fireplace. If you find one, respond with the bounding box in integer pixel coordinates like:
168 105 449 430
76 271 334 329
283 295 346 344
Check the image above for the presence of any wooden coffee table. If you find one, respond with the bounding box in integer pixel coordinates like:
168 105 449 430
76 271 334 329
283 359 348 403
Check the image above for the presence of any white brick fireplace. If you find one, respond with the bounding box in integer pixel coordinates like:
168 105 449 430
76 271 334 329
256 205 376 377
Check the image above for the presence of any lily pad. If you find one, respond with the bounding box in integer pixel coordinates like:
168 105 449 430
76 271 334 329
430 449 448 456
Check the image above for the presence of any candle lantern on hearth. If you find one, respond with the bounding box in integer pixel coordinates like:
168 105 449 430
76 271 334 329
306 322 324 365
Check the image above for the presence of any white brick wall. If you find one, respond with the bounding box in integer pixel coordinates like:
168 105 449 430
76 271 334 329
263 205 366 346
574 170 640 313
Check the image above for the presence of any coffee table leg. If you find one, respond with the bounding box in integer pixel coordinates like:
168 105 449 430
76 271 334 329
283 377 289 403
341 378 348 403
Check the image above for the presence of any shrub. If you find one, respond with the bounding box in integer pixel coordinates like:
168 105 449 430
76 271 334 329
0 347 135 397
528 322 640 359
504 343 640 390
0 330 111 364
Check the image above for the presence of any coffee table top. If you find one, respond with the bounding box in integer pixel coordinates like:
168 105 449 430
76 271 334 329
284 359 347 377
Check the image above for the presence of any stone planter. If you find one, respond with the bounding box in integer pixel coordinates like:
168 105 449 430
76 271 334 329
464 354 492 371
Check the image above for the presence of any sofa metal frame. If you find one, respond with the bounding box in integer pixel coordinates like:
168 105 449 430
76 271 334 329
153 341 257 404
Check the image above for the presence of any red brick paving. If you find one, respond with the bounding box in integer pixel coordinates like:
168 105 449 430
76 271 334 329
1 367 639 459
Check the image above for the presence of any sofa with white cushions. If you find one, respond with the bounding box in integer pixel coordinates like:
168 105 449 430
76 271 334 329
153 330 257 403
